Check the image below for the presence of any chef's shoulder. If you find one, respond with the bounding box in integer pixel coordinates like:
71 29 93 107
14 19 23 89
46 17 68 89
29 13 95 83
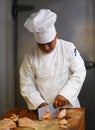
59 39 75 52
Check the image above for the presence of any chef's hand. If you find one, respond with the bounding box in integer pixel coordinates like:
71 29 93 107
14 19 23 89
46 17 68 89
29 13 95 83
54 95 69 108
38 102 48 109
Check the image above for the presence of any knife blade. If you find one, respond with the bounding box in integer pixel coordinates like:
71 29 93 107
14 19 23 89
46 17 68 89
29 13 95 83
38 103 59 120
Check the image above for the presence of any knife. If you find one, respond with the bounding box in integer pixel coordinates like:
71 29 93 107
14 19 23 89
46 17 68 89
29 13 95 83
38 103 59 120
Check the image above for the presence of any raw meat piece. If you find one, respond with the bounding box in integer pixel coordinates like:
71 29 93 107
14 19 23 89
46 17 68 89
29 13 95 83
18 117 37 129
0 118 16 129
10 114 19 122
41 109 52 120
57 109 66 119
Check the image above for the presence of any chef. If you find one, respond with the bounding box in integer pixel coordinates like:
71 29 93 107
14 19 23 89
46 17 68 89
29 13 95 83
20 9 86 110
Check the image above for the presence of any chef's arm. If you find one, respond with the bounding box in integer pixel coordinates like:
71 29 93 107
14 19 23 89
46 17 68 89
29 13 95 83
58 43 86 107
20 54 46 110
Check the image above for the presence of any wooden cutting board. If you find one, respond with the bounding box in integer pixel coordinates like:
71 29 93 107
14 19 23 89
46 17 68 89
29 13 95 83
1 108 85 130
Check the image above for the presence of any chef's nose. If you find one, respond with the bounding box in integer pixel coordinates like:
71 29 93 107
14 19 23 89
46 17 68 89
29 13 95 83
44 44 50 50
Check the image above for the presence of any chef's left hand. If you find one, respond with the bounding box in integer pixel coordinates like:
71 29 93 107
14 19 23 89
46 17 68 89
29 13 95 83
37 102 48 109
54 94 69 108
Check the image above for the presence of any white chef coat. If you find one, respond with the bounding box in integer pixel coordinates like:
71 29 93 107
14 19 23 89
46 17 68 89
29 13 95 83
20 39 86 110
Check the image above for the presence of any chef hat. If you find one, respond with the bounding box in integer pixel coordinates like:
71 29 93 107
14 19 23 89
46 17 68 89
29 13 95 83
24 9 57 44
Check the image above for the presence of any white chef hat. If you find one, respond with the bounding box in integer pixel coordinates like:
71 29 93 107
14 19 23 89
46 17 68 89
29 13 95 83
24 9 57 44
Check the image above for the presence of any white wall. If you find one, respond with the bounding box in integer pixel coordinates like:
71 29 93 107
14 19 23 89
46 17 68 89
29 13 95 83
0 0 14 117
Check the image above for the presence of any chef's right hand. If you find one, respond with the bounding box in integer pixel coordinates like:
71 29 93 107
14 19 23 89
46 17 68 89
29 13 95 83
53 94 69 108
38 102 48 109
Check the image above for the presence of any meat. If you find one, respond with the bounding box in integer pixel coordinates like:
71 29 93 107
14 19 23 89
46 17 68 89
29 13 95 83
58 118 68 125
0 114 37 129
57 109 66 119
10 114 19 122
58 118 68 129
0 118 16 129
18 117 37 129
41 109 52 120
57 109 68 129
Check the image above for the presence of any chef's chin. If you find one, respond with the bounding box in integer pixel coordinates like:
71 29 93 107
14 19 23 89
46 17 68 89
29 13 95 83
43 48 54 53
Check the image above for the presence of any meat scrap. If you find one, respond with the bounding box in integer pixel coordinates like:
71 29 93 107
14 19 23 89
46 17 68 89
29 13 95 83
58 118 68 129
57 109 66 119
41 109 52 120
0 118 16 129
58 118 68 125
57 109 69 129
18 117 37 129
10 114 19 122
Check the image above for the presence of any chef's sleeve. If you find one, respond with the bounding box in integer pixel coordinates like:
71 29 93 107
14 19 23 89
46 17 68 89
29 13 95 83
59 43 86 106
20 53 45 110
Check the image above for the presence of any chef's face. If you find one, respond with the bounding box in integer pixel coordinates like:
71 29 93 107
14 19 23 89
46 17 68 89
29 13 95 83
37 33 58 53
